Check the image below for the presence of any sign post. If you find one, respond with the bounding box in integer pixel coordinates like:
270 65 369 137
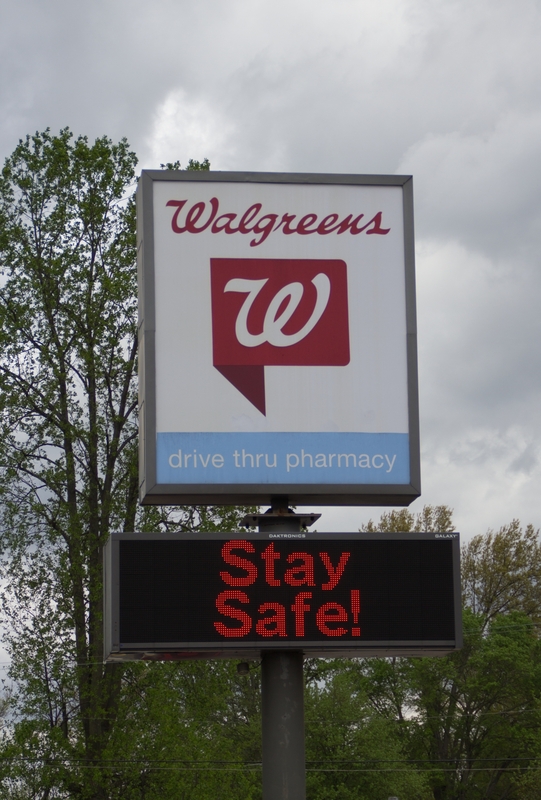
104 525 462 798
254 502 308 800
262 649 305 800
112 169 459 800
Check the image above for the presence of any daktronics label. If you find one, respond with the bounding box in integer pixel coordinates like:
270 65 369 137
106 534 461 656
211 259 350 415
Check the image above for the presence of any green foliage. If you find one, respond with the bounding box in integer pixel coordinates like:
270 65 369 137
361 504 455 533
0 128 141 797
89 661 262 800
0 128 255 799
305 663 431 799
342 611 541 799
412 610 541 799
160 158 210 171
352 513 541 800
462 520 541 625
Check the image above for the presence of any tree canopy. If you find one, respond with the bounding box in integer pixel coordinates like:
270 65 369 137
0 129 253 799
462 520 541 626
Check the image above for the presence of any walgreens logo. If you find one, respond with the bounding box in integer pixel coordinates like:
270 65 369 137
166 197 390 247
211 259 349 415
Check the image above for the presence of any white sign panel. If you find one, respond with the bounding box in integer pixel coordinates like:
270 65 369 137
137 172 420 506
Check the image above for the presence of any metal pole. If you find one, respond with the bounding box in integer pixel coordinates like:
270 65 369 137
242 499 320 800
249 497 318 800
262 649 305 800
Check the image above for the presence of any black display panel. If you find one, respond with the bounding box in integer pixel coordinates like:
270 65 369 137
104 532 461 660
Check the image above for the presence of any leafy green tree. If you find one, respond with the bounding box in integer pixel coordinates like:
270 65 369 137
349 611 541 800
159 159 211 171
91 660 262 800
361 504 455 534
0 128 255 799
409 610 541 800
305 663 431 800
0 127 141 798
344 617 541 800
462 521 541 627
356 509 541 800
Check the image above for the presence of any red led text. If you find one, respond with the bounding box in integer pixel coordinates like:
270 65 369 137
218 540 350 589
213 540 361 640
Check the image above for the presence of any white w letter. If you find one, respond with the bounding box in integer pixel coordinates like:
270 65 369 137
224 273 331 348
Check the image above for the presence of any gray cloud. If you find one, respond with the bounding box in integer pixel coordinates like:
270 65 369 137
1 0 540 537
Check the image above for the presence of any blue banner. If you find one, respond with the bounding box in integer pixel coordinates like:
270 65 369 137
156 432 410 485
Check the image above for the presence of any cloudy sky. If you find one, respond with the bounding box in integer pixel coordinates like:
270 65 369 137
1 0 540 539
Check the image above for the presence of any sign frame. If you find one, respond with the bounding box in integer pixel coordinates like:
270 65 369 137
104 532 462 661
137 171 420 506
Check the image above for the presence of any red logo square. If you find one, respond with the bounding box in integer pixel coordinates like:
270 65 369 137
211 258 349 366
210 258 350 414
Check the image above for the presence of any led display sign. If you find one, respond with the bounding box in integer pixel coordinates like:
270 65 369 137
137 171 420 507
104 532 461 660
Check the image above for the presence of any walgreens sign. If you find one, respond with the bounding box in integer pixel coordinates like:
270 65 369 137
137 172 420 506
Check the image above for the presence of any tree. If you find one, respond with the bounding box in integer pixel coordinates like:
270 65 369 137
304 663 431 800
0 128 254 799
462 521 541 627
356 509 541 800
0 127 141 799
361 504 455 534
407 610 541 800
